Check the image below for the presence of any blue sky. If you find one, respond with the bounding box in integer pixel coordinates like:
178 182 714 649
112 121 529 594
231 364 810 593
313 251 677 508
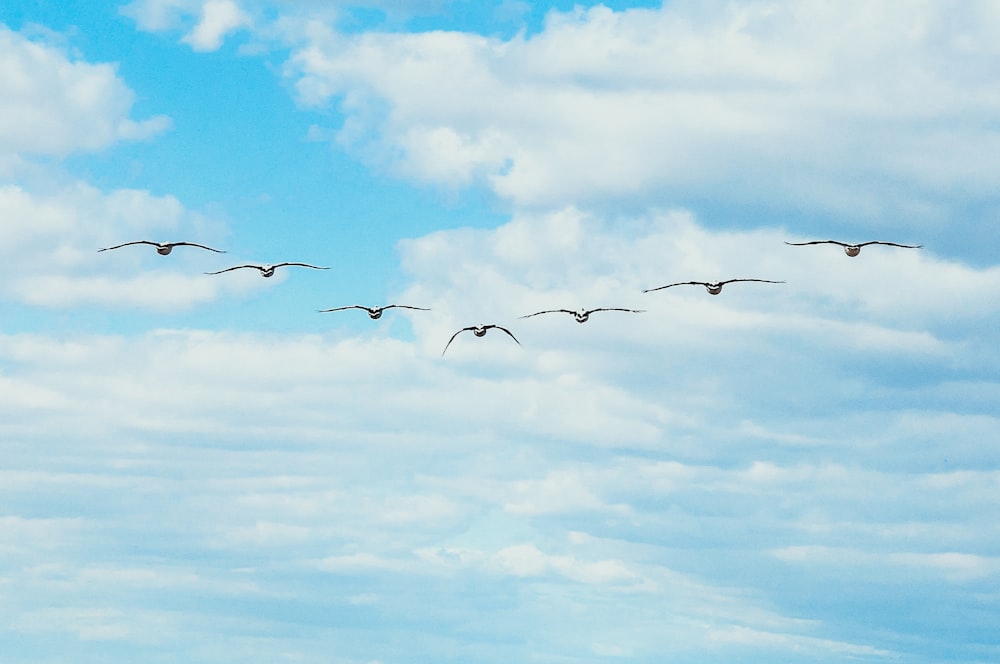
1 1 999 662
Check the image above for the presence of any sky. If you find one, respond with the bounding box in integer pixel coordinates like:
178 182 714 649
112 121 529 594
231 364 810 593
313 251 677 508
1 0 999 662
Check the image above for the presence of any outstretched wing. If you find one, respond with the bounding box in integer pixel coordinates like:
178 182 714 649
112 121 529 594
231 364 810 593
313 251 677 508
318 305 363 313
204 265 258 275
588 307 645 314
858 241 923 249
784 240 848 247
273 262 330 270
718 278 785 286
385 305 431 311
170 242 226 253
97 240 155 252
519 309 573 319
441 327 473 356
488 325 521 346
642 281 706 293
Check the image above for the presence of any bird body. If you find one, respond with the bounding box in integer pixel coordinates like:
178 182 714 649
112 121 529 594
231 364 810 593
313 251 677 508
520 307 644 323
318 304 430 319
784 240 922 257
98 240 225 255
643 279 784 295
442 324 520 356
205 262 329 278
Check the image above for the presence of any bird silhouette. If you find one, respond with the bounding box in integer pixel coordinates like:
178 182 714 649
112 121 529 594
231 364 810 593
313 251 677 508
205 263 329 278
442 324 520 356
318 304 430 319
98 240 225 255
643 279 784 295
784 240 922 257
519 307 644 323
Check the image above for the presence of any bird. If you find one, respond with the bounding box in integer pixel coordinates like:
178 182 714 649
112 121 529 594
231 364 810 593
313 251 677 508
519 307 644 323
98 240 225 255
784 240 923 257
318 304 430 319
643 279 784 295
442 324 521 356
205 263 329 278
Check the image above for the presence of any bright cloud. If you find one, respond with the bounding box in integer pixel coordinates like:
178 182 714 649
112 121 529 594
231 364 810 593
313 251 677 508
0 25 170 161
278 0 1000 220
0 182 247 311
181 0 251 51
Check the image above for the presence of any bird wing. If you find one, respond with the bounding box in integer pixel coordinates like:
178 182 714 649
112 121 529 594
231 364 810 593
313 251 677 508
588 307 645 314
385 305 431 311
204 265 258 275
519 309 572 318
97 240 154 252
171 242 226 253
441 327 474 356
719 278 785 285
858 241 923 249
642 281 704 293
273 262 330 270
784 240 847 247
317 305 362 313
489 325 521 346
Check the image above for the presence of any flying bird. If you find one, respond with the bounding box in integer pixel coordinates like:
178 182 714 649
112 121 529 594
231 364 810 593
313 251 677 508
519 307 644 323
784 240 923 257
98 240 225 255
318 304 430 319
643 279 784 295
442 324 521 356
205 263 329 278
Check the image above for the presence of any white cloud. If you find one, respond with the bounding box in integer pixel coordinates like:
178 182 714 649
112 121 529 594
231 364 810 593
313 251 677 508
278 0 1000 221
0 182 252 311
6 3 999 661
0 26 170 160
122 0 203 32
181 0 252 51
1 303 996 660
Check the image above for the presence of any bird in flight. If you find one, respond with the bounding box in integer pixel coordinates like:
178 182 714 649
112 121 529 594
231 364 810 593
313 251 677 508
318 304 430 319
205 263 329 278
519 307 644 323
442 324 520 356
643 279 784 295
784 240 923 257
98 240 225 255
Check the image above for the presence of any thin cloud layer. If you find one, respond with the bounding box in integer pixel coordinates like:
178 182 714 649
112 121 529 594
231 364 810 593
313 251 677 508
1 294 998 661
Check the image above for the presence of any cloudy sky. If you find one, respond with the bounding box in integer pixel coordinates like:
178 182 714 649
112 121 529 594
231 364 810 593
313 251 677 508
2 0 999 662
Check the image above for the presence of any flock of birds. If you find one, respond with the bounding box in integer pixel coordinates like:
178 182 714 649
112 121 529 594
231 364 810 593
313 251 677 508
98 238 923 355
